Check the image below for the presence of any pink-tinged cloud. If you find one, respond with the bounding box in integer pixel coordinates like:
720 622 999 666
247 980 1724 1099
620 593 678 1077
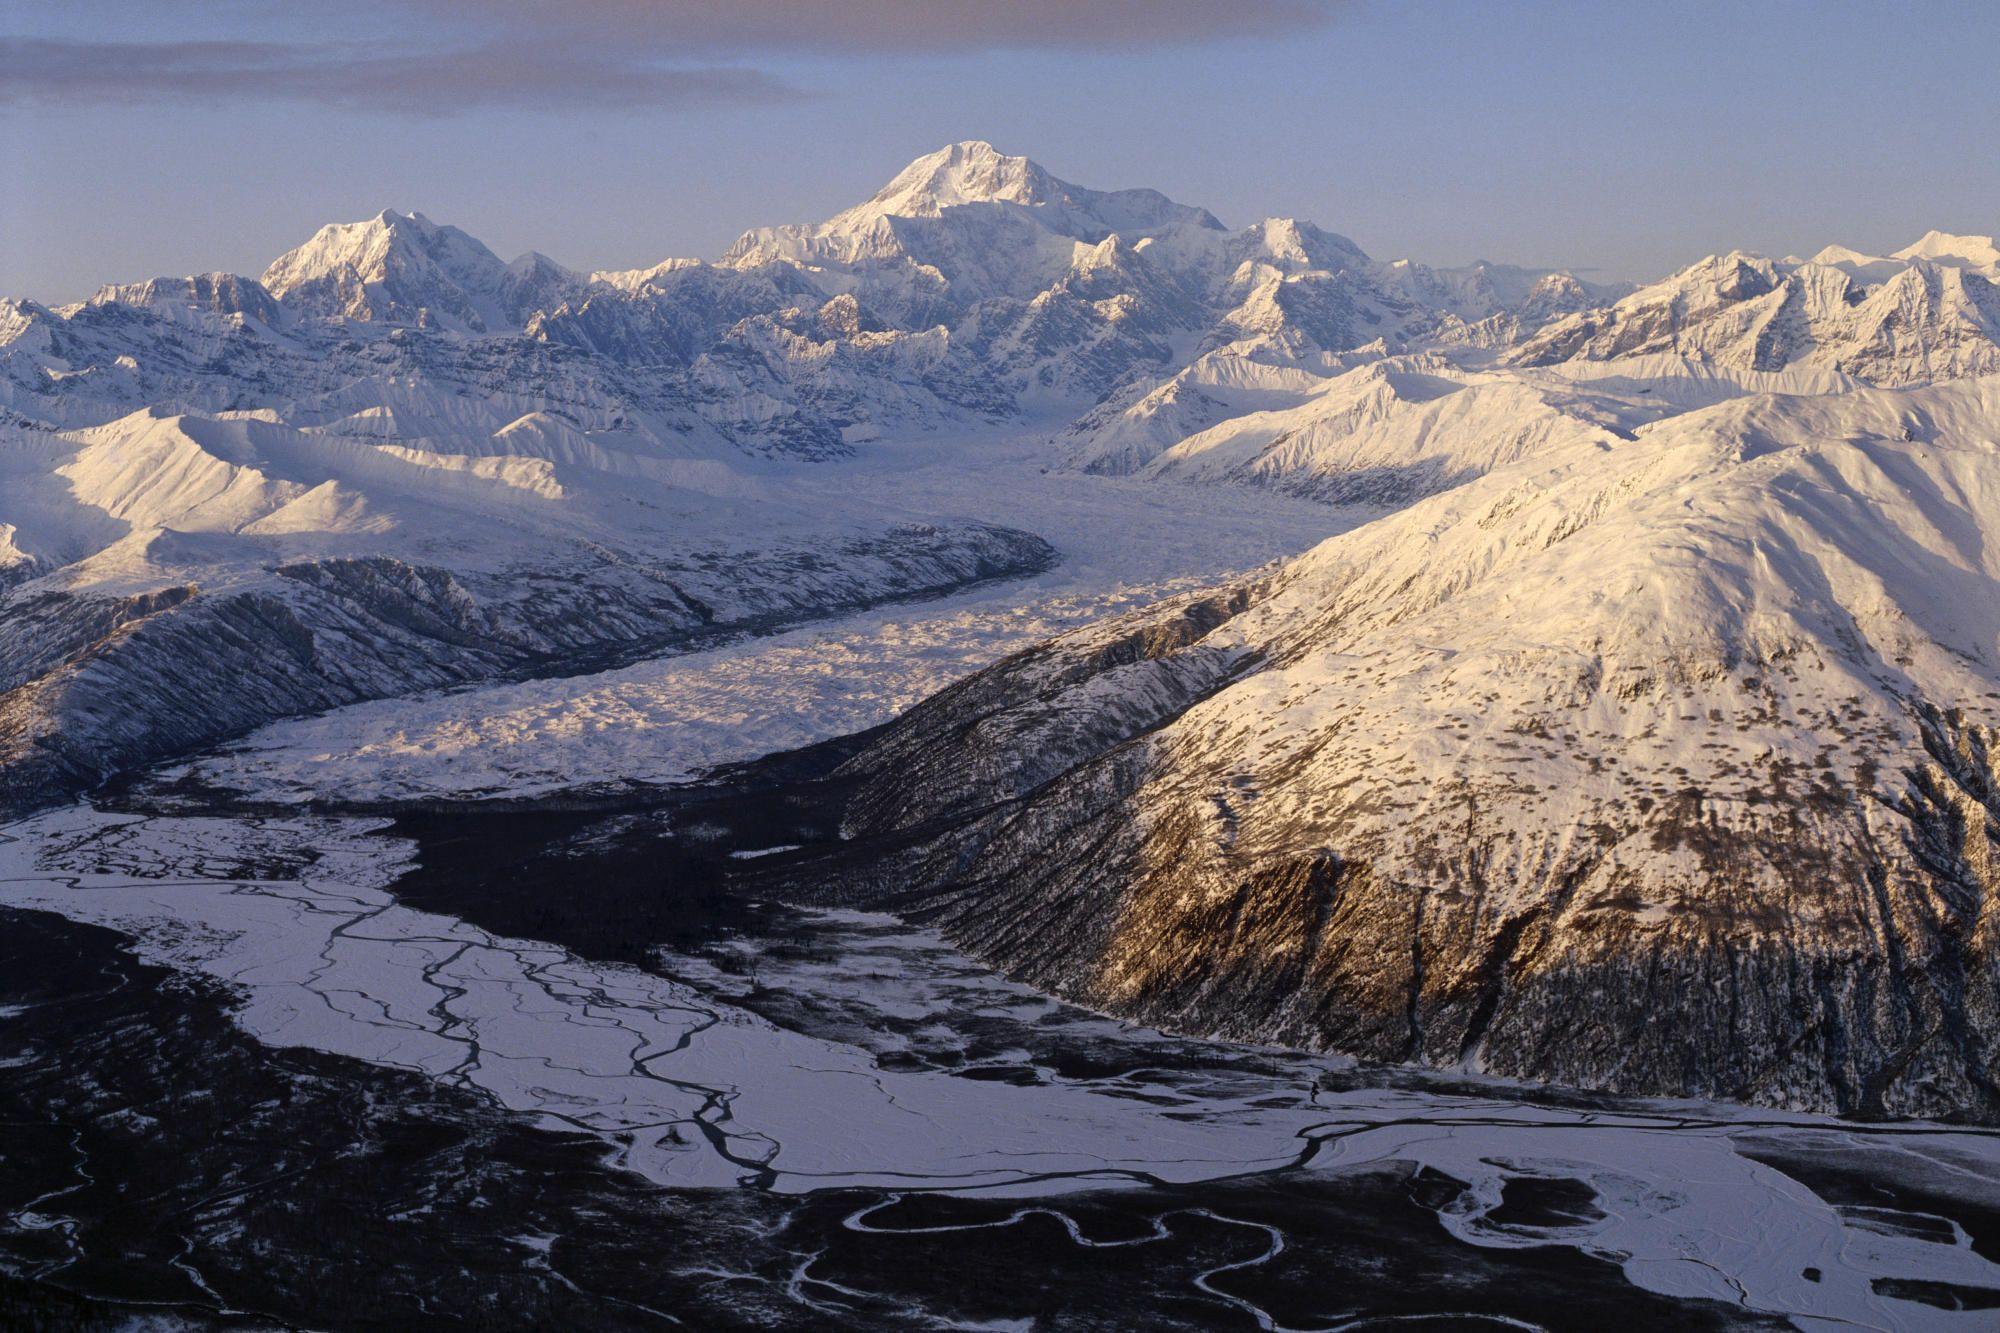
407 0 1349 53
0 37 798 114
1 2 1347 114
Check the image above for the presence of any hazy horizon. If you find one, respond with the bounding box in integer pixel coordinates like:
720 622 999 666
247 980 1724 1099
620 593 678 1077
4 0 1996 304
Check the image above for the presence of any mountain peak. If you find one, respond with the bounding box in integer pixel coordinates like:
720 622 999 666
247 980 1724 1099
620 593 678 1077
838 141 1060 224
505 250 575 279
719 141 1224 297
1807 242 1883 265
1892 229 2000 270
260 209 515 332
823 141 1224 238
262 209 498 294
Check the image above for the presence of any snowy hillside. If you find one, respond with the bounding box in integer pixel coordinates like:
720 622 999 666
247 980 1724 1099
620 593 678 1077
1086 352 1867 506
814 374 2000 1119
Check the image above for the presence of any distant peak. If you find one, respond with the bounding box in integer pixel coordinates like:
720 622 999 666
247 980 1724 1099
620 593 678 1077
506 251 570 276
804 140 1223 243
1246 217 1371 265
263 209 500 289
1892 229 2000 268
258 208 516 331
359 208 431 231
847 141 1056 221
937 138 1002 160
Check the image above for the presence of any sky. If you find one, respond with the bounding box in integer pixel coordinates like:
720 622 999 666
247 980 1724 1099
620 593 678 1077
3 0 1996 304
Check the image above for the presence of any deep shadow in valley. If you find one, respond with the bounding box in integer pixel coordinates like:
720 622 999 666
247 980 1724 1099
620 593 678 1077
2 774 1789 1330
369 726 880 965
0 911 1772 1332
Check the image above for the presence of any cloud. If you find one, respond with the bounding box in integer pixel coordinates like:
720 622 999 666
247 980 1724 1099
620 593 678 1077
0 37 797 115
1 3 1345 114
409 0 1348 54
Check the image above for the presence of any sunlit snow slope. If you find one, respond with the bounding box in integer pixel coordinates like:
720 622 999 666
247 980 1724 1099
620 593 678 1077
820 374 2000 1118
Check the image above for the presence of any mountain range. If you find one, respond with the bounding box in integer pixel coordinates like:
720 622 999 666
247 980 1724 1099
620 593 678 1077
7 142 2000 1116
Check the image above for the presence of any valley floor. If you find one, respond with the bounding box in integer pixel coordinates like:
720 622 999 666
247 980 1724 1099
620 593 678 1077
4 432 2000 1329
3 798 1999 1329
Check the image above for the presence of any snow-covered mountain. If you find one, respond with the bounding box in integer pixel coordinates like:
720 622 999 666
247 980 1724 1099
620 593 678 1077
807 373 2000 1119
15 140 1985 492
720 140 1226 313
3 141 1642 459
1512 239 2000 384
260 209 589 333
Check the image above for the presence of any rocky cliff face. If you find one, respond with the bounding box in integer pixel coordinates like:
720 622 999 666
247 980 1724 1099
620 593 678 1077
777 375 2000 1121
